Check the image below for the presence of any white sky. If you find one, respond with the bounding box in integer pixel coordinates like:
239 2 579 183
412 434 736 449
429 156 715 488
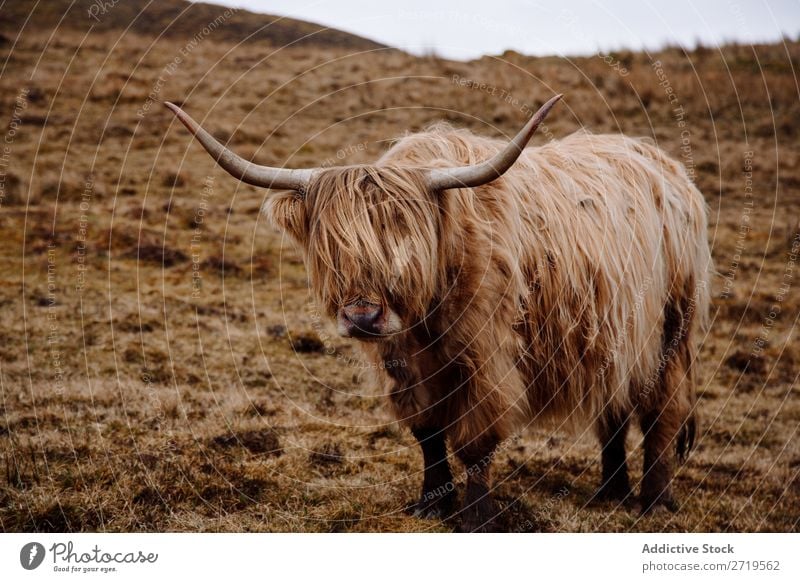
202 0 800 60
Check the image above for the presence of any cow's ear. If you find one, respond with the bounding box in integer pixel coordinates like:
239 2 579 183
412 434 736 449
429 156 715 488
263 191 307 242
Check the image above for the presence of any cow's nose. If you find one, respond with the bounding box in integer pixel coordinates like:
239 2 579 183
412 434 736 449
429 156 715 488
342 300 383 332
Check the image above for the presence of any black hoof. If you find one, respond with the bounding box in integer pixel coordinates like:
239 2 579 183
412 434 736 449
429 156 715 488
639 493 678 515
456 499 498 532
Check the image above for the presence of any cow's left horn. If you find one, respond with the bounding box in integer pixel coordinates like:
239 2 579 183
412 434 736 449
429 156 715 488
164 102 316 191
426 94 563 190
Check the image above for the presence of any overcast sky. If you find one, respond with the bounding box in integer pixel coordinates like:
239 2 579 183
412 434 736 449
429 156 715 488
204 0 799 60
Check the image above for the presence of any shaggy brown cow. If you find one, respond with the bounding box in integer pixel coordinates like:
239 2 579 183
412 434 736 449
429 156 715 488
165 94 711 532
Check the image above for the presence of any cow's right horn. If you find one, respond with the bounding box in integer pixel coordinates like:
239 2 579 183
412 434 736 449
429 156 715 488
165 102 316 192
426 93 563 190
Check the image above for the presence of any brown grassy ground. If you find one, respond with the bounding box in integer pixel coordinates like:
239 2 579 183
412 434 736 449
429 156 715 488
0 2 799 532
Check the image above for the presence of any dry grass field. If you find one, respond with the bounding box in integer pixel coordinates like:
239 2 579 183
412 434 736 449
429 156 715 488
0 0 798 532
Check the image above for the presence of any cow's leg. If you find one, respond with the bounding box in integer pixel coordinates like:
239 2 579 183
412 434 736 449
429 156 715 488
594 410 632 502
639 408 679 513
454 437 499 532
409 427 455 519
638 295 696 514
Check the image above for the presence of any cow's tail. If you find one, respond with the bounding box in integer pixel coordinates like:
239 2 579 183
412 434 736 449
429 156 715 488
676 411 696 464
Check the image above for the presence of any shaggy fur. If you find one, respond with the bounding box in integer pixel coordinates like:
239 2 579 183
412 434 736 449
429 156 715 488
265 123 711 526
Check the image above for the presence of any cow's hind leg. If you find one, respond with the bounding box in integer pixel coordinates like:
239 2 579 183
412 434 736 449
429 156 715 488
409 427 456 519
594 410 633 502
454 436 499 532
638 297 694 514
639 407 680 513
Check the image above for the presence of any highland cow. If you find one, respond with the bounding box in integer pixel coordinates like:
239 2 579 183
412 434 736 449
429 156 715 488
165 93 711 532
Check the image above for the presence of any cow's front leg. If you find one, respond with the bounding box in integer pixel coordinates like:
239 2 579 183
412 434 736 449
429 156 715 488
409 427 455 519
454 437 499 532
594 410 633 502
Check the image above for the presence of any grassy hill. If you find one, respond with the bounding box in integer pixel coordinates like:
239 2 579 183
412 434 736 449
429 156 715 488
0 0 388 51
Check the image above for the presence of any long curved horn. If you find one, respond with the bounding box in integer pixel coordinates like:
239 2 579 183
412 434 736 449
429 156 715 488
164 102 316 191
426 94 563 190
